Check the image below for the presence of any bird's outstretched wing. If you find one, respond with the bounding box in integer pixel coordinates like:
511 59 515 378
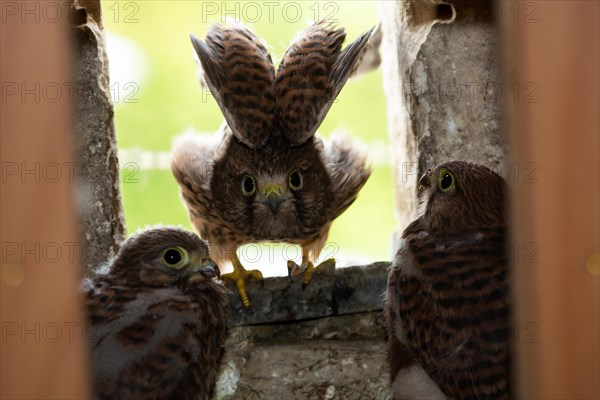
171 130 223 225
321 131 371 219
351 23 382 78
275 21 375 146
191 25 276 149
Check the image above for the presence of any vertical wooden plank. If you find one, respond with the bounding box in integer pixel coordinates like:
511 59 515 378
0 1 91 398
502 1 600 398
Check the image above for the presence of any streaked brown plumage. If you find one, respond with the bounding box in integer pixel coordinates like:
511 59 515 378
274 21 373 145
173 21 374 306
190 24 276 149
83 227 229 400
386 161 511 399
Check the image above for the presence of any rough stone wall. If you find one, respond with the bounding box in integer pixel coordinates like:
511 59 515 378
71 0 126 275
378 0 507 232
217 313 390 400
216 263 392 400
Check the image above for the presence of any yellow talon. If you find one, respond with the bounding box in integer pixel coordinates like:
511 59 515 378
301 258 336 289
221 255 263 307
287 260 304 279
302 262 315 287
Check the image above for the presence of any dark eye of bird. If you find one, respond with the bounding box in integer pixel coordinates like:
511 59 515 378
289 170 303 190
242 175 256 196
163 248 183 265
440 173 453 190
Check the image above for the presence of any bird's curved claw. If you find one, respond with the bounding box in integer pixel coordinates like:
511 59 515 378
287 260 303 282
301 261 315 290
287 259 336 289
302 259 336 289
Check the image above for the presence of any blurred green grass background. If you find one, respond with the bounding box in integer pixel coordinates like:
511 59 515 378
103 0 395 271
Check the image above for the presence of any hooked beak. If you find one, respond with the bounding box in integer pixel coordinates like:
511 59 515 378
418 169 433 191
260 183 285 212
190 257 220 279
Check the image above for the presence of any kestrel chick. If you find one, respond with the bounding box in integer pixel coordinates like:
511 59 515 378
172 21 374 306
83 227 229 400
386 161 511 399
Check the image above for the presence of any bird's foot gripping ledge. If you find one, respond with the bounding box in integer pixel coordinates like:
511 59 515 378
221 267 264 308
286 258 337 289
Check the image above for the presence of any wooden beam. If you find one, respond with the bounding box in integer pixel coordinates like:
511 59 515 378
502 1 600 398
0 1 91 398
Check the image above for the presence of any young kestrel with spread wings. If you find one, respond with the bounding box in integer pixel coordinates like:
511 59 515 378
171 21 374 306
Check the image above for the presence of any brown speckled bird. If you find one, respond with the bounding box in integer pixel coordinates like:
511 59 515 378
83 227 229 400
171 21 373 306
386 161 511 399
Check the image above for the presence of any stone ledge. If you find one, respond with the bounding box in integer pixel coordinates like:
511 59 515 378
225 262 391 326
217 312 392 400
